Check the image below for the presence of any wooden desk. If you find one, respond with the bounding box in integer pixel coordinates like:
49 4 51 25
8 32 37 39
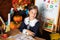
0 29 46 40
44 28 53 32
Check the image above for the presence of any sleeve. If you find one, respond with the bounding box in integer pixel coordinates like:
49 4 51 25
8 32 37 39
19 21 26 32
32 22 40 36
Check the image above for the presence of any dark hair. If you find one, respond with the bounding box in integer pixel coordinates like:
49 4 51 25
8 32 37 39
29 5 38 11
28 5 39 18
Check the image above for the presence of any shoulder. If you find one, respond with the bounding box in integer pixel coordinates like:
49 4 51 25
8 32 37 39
36 21 40 24
24 17 29 25
35 21 40 27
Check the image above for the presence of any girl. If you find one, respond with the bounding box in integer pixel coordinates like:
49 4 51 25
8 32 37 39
19 5 40 37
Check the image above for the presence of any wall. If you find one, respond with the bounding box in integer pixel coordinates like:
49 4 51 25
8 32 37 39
0 0 12 22
35 0 59 25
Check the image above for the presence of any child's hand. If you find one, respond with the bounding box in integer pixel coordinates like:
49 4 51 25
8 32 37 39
26 30 35 36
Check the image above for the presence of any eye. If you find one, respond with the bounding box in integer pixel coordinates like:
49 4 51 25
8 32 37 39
30 11 33 13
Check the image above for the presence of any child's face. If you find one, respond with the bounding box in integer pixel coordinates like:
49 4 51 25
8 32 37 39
29 9 37 19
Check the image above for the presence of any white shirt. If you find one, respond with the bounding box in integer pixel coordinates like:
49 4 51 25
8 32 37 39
24 17 38 27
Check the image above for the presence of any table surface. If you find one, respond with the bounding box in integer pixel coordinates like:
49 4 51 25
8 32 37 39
0 29 46 40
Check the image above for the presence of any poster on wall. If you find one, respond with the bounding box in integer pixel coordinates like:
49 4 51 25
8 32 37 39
35 0 59 32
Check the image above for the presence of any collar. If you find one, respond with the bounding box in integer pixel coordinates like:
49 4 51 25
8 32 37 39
24 17 38 27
